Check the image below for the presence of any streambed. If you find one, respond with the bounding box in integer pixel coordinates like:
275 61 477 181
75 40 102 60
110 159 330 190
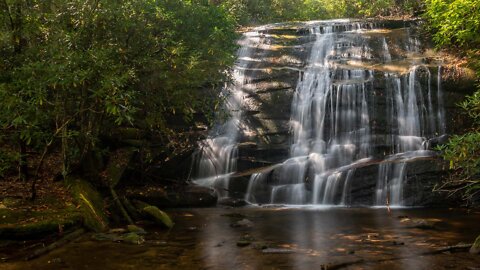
2 207 479 269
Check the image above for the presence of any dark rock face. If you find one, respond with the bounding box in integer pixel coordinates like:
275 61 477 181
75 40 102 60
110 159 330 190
193 19 476 207
125 185 217 208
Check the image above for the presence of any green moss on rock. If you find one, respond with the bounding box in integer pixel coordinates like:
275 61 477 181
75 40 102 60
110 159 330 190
143 206 174 229
470 235 480 254
0 207 82 240
66 177 109 232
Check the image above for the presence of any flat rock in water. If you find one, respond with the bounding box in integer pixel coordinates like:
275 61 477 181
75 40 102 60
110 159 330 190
400 218 442 230
231 219 254 228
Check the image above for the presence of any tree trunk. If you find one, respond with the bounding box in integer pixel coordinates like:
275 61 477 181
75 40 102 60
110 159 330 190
18 139 28 182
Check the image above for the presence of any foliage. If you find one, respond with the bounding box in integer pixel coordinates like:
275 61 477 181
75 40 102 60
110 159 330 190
0 148 17 177
436 133 480 200
424 0 480 48
425 0 480 202
0 0 237 179
219 0 423 25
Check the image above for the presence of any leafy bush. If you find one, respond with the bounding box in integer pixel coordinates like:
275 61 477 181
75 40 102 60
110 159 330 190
0 149 17 177
425 0 480 202
436 133 480 200
424 0 480 48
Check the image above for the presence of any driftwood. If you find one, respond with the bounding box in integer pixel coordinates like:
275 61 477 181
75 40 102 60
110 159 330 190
25 228 85 261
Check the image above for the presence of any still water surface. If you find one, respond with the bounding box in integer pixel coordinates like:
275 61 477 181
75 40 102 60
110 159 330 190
3 207 480 269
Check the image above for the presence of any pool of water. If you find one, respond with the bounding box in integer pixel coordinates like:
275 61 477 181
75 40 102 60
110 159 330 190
2 207 479 269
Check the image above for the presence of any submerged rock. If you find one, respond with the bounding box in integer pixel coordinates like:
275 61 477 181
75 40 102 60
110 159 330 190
236 240 251 247
237 234 255 247
122 232 145 245
230 219 254 228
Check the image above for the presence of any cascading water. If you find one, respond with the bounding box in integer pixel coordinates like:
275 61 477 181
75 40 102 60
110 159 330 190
242 20 445 206
373 65 446 206
192 32 261 197
194 19 447 206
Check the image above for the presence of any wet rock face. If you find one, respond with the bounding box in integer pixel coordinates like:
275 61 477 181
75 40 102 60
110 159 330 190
194 19 476 206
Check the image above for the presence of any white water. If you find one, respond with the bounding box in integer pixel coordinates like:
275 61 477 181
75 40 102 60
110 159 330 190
243 21 446 206
194 20 446 206
192 32 262 197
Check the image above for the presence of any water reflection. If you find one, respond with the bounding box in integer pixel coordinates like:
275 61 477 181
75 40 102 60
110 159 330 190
6 208 479 270
193 207 479 269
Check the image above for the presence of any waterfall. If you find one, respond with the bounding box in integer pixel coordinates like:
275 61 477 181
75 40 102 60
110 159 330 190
196 20 447 206
192 32 261 197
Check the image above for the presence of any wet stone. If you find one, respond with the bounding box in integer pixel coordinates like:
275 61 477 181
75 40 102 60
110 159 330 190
127 225 147 235
230 219 254 228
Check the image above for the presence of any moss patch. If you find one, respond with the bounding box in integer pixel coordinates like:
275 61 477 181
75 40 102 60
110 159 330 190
66 177 109 232
0 207 82 240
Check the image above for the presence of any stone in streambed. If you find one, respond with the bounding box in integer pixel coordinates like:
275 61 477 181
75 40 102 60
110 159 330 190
237 234 255 247
122 232 145 245
236 240 251 247
230 219 254 228
400 218 443 230
127 224 147 235
143 206 174 229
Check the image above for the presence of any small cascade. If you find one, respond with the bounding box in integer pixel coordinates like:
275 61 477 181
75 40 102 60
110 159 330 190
192 32 262 197
374 66 445 206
